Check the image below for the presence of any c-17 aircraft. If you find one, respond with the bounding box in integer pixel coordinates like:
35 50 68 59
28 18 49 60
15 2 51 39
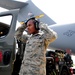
0 0 75 75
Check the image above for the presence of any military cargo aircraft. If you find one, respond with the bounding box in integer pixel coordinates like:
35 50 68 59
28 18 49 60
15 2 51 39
0 0 74 53
0 0 75 75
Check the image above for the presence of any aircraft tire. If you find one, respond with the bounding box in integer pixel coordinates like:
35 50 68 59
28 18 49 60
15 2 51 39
60 69 70 75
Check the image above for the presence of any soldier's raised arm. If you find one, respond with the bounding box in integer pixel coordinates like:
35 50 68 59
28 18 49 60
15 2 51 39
15 24 29 43
39 22 57 47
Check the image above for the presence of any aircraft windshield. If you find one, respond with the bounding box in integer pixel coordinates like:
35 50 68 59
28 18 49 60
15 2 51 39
0 15 12 38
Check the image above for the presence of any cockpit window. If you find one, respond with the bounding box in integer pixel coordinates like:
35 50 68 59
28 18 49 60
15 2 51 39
0 15 12 38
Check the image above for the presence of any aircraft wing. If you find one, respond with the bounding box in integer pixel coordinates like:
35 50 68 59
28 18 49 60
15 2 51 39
0 0 28 10
0 0 56 25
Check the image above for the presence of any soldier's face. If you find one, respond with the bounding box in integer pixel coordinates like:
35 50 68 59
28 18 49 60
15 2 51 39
27 20 38 34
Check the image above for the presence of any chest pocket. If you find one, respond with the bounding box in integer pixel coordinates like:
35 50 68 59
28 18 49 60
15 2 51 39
26 35 44 48
34 39 42 45
33 36 44 47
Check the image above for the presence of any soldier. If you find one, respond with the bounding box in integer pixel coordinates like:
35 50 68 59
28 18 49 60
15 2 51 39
15 17 57 75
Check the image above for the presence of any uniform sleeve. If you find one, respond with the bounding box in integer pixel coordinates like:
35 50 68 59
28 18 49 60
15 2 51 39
15 25 29 43
39 22 57 48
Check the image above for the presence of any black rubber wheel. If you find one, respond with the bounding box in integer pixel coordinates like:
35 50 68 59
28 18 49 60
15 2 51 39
60 69 70 75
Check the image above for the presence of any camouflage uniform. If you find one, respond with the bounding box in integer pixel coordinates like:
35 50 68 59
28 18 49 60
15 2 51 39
15 22 57 75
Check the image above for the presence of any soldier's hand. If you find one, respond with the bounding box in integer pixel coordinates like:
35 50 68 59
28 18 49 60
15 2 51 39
20 21 27 28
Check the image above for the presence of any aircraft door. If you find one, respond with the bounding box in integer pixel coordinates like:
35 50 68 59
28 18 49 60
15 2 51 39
0 9 19 75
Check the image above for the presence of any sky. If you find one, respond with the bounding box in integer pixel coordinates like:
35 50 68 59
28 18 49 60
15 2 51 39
32 0 75 24
0 0 75 65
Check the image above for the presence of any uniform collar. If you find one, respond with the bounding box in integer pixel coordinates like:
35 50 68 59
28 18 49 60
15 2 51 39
31 30 44 37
